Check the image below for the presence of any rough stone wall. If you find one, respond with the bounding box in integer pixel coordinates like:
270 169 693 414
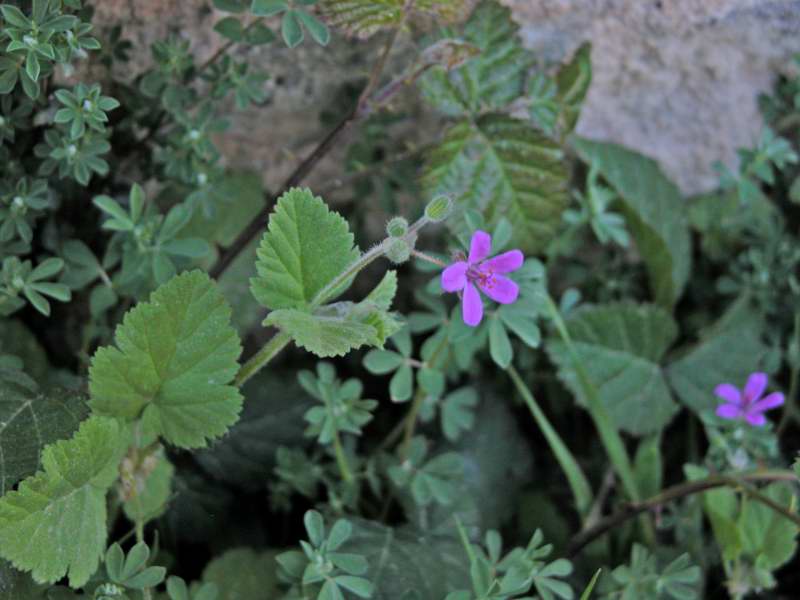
89 1 800 196
90 1 385 191
502 0 800 194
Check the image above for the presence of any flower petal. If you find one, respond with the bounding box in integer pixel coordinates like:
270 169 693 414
750 392 784 413
714 383 742 406
743 372 768 403
482 250 524 274
468 230 491 263
745 411 767 427
441 261 468 292
716 403 741 420
462 282 483 326
477 274 519 304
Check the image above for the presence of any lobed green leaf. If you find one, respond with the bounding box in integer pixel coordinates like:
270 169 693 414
89 270 243 448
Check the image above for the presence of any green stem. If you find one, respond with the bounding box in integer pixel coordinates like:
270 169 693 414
332 428 354 484
508 364 593 518
545 297 639 501
311 241 390 309
544 296 653 543
234 331 291 388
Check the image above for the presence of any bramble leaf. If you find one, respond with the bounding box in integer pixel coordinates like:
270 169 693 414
547 303 680 435
572 138 691 308
319 0 465 40
554 42 592 135
89 270 243 448
251 188 359 311
0 371 89 494
420 0 529 116
0 417 125 587
423 114 568 253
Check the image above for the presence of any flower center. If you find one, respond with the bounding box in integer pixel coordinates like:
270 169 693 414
466 263 495 288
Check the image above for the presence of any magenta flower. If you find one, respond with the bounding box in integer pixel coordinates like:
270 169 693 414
440 230 523 327
714 372 784 426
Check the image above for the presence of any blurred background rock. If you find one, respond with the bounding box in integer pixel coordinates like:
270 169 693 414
89 0 800 195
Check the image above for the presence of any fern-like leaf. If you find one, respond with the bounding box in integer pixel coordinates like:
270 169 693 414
423 114 568 253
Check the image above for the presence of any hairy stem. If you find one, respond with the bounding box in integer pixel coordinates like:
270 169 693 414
507 364 594 518
567 470 799 556
411 249 448 268
234 220 425 387
234 331 292 388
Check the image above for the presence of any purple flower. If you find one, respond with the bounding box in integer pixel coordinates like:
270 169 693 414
714 372 784 426
441 230 523 327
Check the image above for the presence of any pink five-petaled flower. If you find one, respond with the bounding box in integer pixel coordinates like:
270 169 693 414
440 230 524 327
714 372 785 427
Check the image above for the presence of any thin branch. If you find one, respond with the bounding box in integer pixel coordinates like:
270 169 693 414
210 5 415 280
567 470 799 557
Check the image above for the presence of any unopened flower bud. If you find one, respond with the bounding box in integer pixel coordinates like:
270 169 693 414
385 216 409 238
385 238 411 264
424 195 452 222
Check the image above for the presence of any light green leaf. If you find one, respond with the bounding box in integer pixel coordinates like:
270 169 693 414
390 365 413 402
281 11 304 47
266 309 379 358
420 0 529 116
363 349 404 374
364 270 397 311
739 482 798 570
214 16 245 41
572 138 691 308
0 417 125 587
546 303 680 435
685 465 741 563
667 298 768 415
251 188 359 311
202 547 280 600
0 372 89 494
295 10 330 46
633 434 662 499
89 270 243 448
423 114 568 253
266 270 400 358
488 315 512 369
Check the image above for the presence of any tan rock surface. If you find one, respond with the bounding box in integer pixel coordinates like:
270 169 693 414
502 0 800 193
